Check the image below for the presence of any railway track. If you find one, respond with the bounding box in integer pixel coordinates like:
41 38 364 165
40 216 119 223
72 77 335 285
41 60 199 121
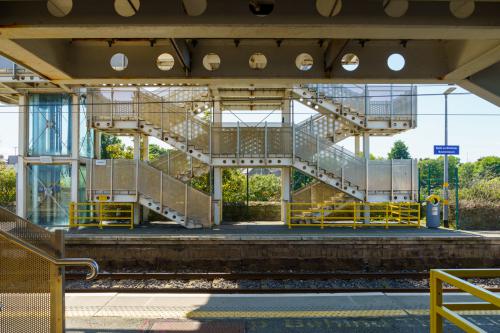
65 271 500 294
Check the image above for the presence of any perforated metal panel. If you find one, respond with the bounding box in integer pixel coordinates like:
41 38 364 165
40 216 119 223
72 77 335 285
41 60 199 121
0 209 58 258
0 235 53 333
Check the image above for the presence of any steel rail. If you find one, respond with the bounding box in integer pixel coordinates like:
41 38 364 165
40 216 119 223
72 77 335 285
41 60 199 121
66 271 430 281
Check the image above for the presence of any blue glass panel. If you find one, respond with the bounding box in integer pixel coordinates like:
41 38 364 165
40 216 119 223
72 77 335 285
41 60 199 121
28 94 71 156
79 94 94 158
27 164 71 227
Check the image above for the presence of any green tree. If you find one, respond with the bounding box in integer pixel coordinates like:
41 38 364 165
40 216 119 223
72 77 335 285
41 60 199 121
0 163 16 207
292 170 314 191
149 144 168 161
249 174 281 201
100 134 122 159
222 169 246 203
474 156 500 180
388 140 411 159
105 143 133 159
419 156 461 196
458 162 476 188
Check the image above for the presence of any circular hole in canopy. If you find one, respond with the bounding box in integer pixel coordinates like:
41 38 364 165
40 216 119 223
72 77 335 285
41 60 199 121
114 0 140 17
249 0 274 17
383 0 409 18
157 53 175 71
47 0 72 17
110 53 129 71
182 0 208 16
316 0 342 17
295 53 314 71
203 53 221 71
387 53 405 71
249 53 268 70
449 0 475 19
341 53 359 71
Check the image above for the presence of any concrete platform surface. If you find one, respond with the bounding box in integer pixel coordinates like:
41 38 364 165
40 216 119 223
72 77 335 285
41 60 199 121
65 222 498 242
66 292 500 332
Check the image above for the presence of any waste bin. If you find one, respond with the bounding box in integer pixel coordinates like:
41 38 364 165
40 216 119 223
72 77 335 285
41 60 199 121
426 195 441 228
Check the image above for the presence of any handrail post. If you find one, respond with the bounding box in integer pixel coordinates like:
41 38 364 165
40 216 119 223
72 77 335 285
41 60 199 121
110 89 114 123
430 270 444 333
160 95 164 135
391 159 394 201
110 159 114 201
264 121 268 159
316 135 320 175
185 105 189 152
389 84 393 126
49 229 65 333
236 121 240 160
159 170 163 210
135 159 139 199
292 121 295 161
184 183 188 222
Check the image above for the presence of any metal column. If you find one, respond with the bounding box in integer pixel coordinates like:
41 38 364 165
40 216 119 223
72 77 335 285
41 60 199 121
363 132 370 223
16 95 27 218
132 133 141 225
70 95 80 204
213 167 223 225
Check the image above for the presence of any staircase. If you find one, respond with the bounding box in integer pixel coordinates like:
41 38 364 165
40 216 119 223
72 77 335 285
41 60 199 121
88 159 211 229
90 89 211 163
293 129 365 200
292 84 417 134
296 113 358 144
151 150 210 183
85 87 417 228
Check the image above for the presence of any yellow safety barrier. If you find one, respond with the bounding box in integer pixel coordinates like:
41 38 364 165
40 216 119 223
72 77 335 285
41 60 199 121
69 202 134 229
287 202 421 229
430 269 500 333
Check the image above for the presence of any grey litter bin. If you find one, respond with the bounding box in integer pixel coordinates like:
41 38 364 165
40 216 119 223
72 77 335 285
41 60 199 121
426 195 441 228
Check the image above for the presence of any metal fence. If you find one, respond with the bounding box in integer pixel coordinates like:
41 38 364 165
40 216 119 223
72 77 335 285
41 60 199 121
211 123 293 157
69 202 134 229
0 207 98 333
288 201 421 229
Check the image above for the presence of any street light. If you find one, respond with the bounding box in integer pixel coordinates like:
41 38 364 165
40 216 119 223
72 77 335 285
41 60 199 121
443 87 456 228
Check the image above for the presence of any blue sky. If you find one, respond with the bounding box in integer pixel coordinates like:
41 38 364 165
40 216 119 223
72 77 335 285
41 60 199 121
0 85 498 162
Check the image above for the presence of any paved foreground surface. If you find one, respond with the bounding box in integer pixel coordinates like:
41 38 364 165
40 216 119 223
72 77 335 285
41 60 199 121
66 292 500 332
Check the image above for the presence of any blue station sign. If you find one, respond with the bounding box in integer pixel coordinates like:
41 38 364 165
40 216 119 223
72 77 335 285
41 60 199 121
434 145 459 155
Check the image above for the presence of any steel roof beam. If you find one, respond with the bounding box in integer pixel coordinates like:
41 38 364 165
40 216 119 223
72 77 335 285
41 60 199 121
0 0 499 40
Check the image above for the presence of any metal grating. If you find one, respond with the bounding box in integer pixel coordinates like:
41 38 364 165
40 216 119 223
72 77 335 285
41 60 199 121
0 235 53 333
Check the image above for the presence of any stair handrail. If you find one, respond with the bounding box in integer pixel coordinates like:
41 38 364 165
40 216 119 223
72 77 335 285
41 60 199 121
0 207 99 280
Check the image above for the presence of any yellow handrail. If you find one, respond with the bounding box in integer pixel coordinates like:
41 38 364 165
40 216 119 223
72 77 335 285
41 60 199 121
430 269 500 333
287 201 421 229
69 202 134 229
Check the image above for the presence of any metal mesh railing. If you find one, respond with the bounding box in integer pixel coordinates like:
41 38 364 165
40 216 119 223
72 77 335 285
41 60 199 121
211 123 293 157
0 207 98 333
88 159 211 227
0 235 52 333
151 151 209 182
0 207 59 258
303 84 416 121
295 129 365 187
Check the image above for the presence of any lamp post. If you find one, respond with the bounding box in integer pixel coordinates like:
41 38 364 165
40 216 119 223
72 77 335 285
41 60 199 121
443 87 456 228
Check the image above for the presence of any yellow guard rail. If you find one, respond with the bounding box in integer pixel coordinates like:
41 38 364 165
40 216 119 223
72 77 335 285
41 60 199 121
69 202 134 229
430 269 500 333
287 202 420 229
